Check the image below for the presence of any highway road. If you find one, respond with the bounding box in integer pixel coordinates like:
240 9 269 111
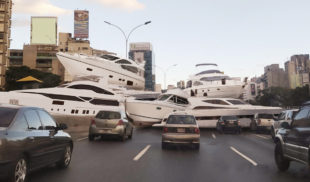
28 128 310 182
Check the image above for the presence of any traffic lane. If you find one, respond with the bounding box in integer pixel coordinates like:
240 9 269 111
215 131 310 182
28 133 152 182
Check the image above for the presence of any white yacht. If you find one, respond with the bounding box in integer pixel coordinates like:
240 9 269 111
0 80 123 117
186 98 282 128
126 89 282 128
56 52 145 90
184 63 245 98
125 89 190 126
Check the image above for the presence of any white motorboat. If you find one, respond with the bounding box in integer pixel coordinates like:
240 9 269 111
56 52 145 90
184 63 245 98
0 80 123 117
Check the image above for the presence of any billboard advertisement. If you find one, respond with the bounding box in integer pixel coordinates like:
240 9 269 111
31 17 57 45
74 10 89 38
250 83 256 96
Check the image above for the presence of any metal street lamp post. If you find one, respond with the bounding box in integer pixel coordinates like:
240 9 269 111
104 21 151 59
155 64 178 90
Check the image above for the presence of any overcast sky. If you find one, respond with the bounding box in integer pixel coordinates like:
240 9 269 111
11 0 310 87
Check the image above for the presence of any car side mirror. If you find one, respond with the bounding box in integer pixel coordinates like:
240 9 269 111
57 123 68 130
281 122 290 129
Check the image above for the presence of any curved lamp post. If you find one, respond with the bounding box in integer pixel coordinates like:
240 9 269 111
104 21 151 58
155 64 178 90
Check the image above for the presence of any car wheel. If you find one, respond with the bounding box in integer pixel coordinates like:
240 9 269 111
128 129 133 139
275 141 290 171
88 134 95 141
194 143 200 150
57 146 72 169
9 157 27 182
162 142 167 150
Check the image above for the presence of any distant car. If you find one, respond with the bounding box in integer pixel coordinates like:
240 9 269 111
0 105 73 182
89 110 133 141
216 115 241 134
274 105 310 171
162 112 200 150
271 109 298 141
250 113 275 131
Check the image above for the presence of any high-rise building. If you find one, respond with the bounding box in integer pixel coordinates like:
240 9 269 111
264 64 288 88
285 54 310 89
177 80 185 89
129 42 155 91
0 0 12 88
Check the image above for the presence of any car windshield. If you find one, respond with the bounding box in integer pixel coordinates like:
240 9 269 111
258 114 274 119
222 116 238 120
166 115 196 124
0 107 18 127
96 111 121 119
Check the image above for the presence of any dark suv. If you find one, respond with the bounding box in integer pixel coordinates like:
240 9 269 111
0 105 73 182
274 105 310 171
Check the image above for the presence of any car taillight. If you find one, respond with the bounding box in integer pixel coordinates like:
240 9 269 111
91 119 96 125
194 128 200 134
117 120 124 126
163 127 168 133
237 120 241 125
220 121 225 125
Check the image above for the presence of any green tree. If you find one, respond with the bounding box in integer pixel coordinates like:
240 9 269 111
4 66 61 91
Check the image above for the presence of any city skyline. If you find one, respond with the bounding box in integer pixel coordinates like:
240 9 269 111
10 0 310 86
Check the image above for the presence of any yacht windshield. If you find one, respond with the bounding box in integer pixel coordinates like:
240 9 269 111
100 55 119 61
158 94 171 101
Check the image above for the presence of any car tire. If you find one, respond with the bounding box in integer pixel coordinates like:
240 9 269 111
275 141 290 171
56 146 72 169
128 129 133 139
9 157 28 182
88 134 95 141
271 127 276 142
162 142 167 150
121 130 126 142
194 143 200 150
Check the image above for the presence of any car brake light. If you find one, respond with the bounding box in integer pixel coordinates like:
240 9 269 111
91 119 96 125
194 128 200 134
163 127 168 133
220 122 225 125
117 120 124 126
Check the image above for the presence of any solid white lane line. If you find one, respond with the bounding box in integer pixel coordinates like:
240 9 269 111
212 133 216 139
76 137 88 142
230 146 258 166
254 134 270 140
133 145 151 161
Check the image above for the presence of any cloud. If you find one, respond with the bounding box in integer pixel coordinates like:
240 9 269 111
13 0 71 16
12 19 31 27
89 0 145 11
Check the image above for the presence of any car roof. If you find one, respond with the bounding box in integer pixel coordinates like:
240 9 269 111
0 104 43 111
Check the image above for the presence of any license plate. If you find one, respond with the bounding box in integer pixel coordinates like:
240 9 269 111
177 128 185 133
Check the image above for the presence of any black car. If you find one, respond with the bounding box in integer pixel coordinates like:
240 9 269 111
274 105 310 171
0 105 73 182
216 115 241 134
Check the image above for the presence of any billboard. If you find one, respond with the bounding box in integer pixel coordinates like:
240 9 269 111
74 10 89 38
31 17 57 45
250 83 256 96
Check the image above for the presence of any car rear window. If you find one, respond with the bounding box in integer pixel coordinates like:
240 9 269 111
222 116 238 120
167 115 196 124
258 114 274 119
0 107 18 127
96 111 121 119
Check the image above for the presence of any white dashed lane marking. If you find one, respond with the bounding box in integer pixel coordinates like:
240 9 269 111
230 146 258 166
133 145 151 161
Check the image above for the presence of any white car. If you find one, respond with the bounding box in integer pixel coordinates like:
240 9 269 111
250 113 275 131
271 109 298 141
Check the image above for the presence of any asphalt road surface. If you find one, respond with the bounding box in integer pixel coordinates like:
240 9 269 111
28 128 310 182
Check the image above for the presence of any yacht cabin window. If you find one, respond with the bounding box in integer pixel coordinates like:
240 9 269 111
226 100 246 105
169 95 189 105
100 55 119 61
193 81 203 86
203 99 229 105
115 59 132 64
68 84 114 95
158 94 171 101
121 65 138 74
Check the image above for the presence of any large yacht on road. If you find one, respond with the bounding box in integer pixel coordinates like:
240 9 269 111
126 89 282 128
185 63 245 98
56 52 145 90
0 80 123 117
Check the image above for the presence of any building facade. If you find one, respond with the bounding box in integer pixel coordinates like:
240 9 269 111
264 64 288 88
0 0 12 88
129 42 155 91
177 80 185 89
285 54 310 89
